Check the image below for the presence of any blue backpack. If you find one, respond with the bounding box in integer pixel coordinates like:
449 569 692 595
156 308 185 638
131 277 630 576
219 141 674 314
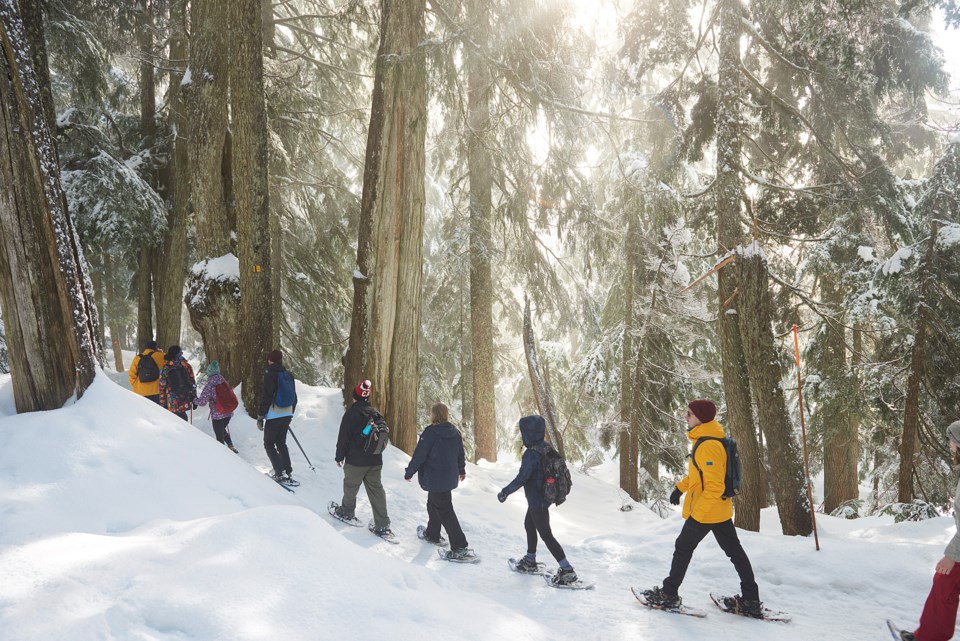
274 370 296 407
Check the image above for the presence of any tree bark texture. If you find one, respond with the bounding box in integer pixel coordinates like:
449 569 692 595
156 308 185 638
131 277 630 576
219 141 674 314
523 297 564 457
714 0 762 532
349 0 427 454
620 218 639 500
231 0 274 416
819 278 859 515
0 0 99 411
136 0 156 349
739 250 813 535
466 0 497 463
102 252 125 372
186 0 239 376
154 0 189 348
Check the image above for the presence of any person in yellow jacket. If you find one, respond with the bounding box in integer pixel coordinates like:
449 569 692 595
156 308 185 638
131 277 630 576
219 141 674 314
128 340 165 404
642 399 761 617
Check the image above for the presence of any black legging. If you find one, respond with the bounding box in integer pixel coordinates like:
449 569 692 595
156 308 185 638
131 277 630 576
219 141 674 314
263 416 292 475
212 417 234 447
524 506 566 563
663 517 758 600
425 490 468 549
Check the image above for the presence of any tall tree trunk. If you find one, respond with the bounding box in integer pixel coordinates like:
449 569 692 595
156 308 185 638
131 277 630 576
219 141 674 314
185 0 239 375
739 250 812 535
466 0 497 463
820 278 859 515
154 0 189 348
136 0 156 349
715 0 762 532
347 0 427 454
231 0 273 416
523 297 564 456
620 218 639 500
0 0 99 411
898 141 960 501
102 252 125 372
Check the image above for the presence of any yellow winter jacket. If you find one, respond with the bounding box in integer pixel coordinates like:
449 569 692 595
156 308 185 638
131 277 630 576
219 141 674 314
676 420 734 524
128 349 165 396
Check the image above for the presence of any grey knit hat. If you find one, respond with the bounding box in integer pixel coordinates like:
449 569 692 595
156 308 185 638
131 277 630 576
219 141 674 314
947 421 960 446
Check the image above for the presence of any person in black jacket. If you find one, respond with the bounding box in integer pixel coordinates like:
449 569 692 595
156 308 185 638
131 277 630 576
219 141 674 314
334 380 392 535
499 415 578 585
404 403 471 559
257 349 297 481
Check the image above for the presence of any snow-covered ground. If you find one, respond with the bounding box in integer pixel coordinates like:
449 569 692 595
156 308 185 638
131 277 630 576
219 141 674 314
0 362 951 640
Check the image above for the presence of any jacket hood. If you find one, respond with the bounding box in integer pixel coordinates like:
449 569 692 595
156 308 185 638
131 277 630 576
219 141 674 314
206 373 226 385
687 419 725 441
430 421 461 439
519 415 546 447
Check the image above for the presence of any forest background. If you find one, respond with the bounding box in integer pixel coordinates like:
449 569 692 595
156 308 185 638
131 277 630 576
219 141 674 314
1 0 959 538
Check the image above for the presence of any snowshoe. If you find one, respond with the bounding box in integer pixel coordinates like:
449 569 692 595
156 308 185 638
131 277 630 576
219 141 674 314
887 620 916 641
416 525 448 547
327 501 362 526
438 547 480 564
631 587 706 618
368 521 399 544
508 557 546 574
543 571 594 590
709 593 790 622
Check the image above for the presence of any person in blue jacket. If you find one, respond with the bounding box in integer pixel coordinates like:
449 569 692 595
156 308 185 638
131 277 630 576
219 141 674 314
498 415 578 585
404 403 471 559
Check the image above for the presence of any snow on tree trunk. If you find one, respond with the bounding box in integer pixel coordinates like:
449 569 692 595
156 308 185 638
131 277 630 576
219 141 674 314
231 0 274 417
714 0 763 533
467 0 497 463
0 0 99 411
154 0 189 349
345 0 427 455
523 297 564 457
898 141 960 502
620 217 639 500
185 0 239 376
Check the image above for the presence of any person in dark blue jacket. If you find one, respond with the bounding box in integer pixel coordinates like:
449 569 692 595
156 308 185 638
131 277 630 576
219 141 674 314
498 415 578 585
404 403 471 559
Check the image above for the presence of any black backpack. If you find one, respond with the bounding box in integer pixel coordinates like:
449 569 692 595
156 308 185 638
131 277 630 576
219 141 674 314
359 409 389 455
136 350 160 383
165 364 193 403
534 443 572 506
689 436 742 500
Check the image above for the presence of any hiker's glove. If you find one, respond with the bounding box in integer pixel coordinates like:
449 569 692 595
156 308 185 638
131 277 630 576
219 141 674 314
669 488 682 506
497 491 507 503
257 417 264 431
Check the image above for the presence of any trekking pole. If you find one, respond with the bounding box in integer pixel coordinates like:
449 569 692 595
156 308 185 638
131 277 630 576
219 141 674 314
288 426 316 471
793 324 821 551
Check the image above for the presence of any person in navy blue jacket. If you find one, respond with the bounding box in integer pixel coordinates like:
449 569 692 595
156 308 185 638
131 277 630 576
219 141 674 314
498 415 578 585
404 403 470 556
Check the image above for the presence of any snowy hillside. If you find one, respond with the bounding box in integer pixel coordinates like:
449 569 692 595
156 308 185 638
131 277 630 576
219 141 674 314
0 367 951 641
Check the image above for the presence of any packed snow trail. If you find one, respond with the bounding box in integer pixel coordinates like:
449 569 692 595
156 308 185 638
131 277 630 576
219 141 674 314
0 364 950 640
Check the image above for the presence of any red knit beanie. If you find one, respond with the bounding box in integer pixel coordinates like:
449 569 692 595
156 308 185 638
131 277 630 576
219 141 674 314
354 379 371 399
688 399 717 424
267 349 283 363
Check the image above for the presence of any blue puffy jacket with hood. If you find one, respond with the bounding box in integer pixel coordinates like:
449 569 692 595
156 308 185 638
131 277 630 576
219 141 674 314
500 415 550 508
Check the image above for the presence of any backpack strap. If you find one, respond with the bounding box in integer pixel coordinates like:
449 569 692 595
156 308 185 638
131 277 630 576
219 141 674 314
689 436 722 492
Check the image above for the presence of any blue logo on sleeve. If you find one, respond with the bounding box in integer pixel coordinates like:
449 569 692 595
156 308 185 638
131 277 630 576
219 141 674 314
706 461 714 466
